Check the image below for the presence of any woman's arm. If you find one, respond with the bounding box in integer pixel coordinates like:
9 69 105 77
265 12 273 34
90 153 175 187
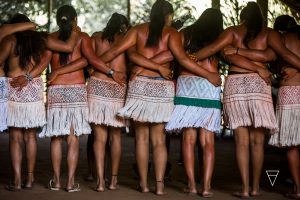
225 54 272 84
46 26 80 52
224 46 276 62
268 29 300 70
127 47 173 79
80 33 125 85
48 57 88 83
194 27 234 60
168 29 221 86
10 50 52 88
0 22 36 42
100 27 138 63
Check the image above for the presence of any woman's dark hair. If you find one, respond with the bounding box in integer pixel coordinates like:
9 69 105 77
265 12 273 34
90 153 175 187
9 14 47 70
146 0 173 47
102 13 129 43
274 15 300 39
183 8 223 54
274 15 297 32
56 5 77 65
240 2 263 47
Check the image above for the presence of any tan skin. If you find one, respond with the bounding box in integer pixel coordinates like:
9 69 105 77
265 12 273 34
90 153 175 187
8 25 82 87
99 13 220 195
127 17 218 194
89 31 127 192
227 31 300 197
178 31 218 196
281 32 300 198
0 34 52 190
48 29 98 191
195 21 300 197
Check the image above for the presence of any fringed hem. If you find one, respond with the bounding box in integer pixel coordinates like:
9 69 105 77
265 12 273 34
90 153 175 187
165 105 221 134
39 106 91 138
117 98 174 123
0 101 8 132
118 76 175 123
223 73 278 133
223 96 278 133
269 106 300 147
7 101 46 128
88 97 125 127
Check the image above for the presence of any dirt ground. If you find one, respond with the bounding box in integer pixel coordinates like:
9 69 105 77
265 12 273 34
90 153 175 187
0 133 293 200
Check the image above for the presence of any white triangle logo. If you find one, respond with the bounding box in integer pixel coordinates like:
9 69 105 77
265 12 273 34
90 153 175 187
266 170 279 186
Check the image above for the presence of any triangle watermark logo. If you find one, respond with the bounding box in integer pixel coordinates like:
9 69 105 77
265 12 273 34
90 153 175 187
266 170 279 186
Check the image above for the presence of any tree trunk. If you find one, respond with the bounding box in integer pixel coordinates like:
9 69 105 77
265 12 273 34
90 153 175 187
127 0 131 24
257 0 268 26
212 0 220 9
47 0 52 32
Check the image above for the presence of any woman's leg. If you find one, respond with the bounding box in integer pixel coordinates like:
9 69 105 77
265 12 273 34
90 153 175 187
249 127 265 196
109 127 122 190
182 128 198 194
135 121 150 192
199 128 215 196
287 147 300 196
93 124 108 191
23 128 37 188
50 136 63 189
9 127 24 189
150 123 167 195
233 127 250 198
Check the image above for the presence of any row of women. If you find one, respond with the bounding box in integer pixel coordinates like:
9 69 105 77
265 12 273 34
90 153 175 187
0 0 299 198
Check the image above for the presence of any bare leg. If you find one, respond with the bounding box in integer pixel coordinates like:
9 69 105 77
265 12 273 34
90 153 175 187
93 124 108 192
66 128 80 190
50 136 63 189
23 128 37 188
287 147 300 196
109 127 122 190
86 132 95 181
199 128 215 197
234 127 250 198
150 123 167 195
249 127 265 196
135 121 150 192
9 127 23 189
182 128 197 194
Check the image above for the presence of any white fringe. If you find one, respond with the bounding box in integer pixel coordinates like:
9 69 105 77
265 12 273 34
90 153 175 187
165 105 221 134
7 101 46 129
117 76 175 123
223 95 278 133
117 97 174 123
0 101 8 132
269 107 300 147
88 97 125 127
39 106 91 138
0 77 8 132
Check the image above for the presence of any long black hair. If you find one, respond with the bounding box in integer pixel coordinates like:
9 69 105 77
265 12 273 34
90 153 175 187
102 13 129 43
9 14 47 70
56 5 77 65
183 8 223 54
145 0 173 47
240 2 263 47
274 15 300 39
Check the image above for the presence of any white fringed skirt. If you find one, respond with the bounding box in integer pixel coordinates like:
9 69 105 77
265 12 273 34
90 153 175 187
223 73 278 133
117 76 175 123
88 77 126 127
269 86 300 147
165 75 221 134
7 77 46 129
0 77 8 132
40 84 91 137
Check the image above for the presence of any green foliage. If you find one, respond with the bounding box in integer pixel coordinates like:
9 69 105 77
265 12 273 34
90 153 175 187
130 0 196 27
